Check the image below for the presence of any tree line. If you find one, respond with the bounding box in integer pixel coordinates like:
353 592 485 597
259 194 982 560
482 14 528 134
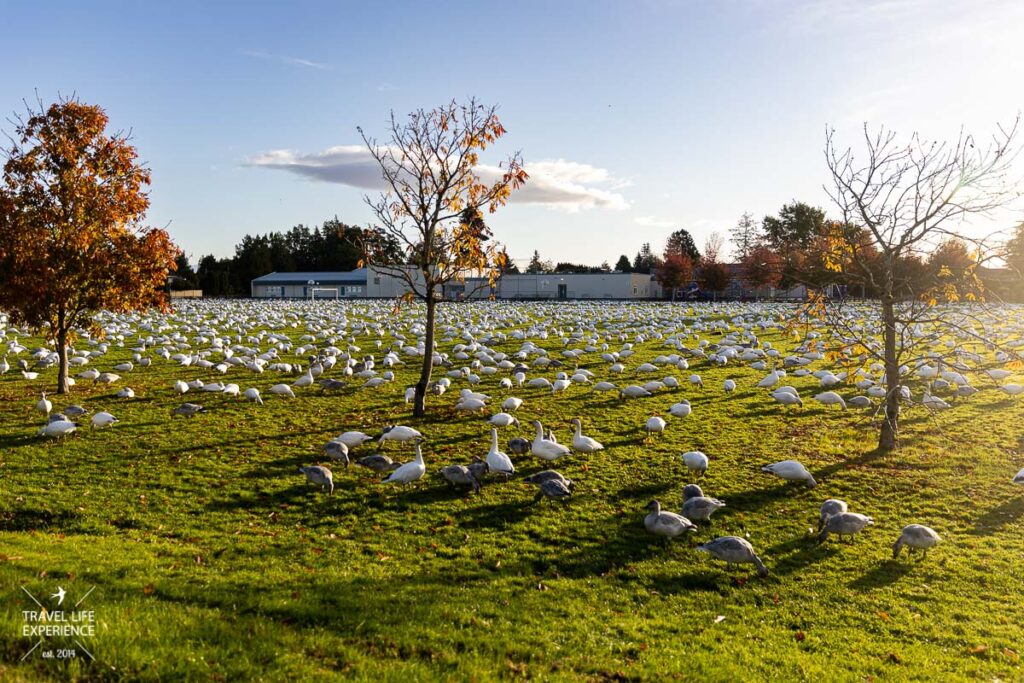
172 219 401 296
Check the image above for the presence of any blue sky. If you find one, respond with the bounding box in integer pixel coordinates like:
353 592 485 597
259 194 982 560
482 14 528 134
2 0 1022 268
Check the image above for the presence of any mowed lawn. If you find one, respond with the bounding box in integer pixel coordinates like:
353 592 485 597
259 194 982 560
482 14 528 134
1 300 1023 682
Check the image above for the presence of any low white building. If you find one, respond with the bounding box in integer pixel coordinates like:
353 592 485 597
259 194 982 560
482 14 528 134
468 272 657 300
250 270 367 298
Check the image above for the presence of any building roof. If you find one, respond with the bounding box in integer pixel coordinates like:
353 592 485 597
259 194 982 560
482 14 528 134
252 269 367 285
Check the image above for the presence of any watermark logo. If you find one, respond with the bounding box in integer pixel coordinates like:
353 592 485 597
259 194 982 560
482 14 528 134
19 584 97 662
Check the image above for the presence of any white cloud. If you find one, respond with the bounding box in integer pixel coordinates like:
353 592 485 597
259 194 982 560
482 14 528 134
634 216 675 228
240 49 329 70
245 147 630 212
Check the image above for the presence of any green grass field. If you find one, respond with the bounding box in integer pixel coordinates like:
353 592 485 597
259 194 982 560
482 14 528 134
1 300 1023 682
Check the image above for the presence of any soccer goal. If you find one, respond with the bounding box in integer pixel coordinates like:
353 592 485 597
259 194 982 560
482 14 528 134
309 287 339 300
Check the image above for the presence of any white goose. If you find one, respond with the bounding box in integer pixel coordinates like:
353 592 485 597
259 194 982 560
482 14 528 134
530 420 571 461
383 439 427 485
762 460 817 487
643 500 697 539
485 428 515 478
569 418 604 453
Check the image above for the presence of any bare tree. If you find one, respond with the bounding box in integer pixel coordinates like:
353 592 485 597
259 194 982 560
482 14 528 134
357 99 527 417
820 119 1021 451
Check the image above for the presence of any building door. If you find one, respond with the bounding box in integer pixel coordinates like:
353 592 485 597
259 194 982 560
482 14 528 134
558 284 567 299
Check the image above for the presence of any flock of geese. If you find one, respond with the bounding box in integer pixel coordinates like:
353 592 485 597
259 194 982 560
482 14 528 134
6 298 1024 579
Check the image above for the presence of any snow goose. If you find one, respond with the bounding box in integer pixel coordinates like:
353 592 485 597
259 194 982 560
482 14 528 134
336 431 374 449
668 400 692 418
383 438 427 486
682 488 726 522
892 524 941 559
440 463 485 493
762 460 817 487
530 420 571 461
507 437 531 455
813 391 847 409
116 387 135 398
39 420 77 439
90 411 118 429
299 465 334 494
488 412 520 428
324 440 350 466
569 418 604 453
644 500 697 539
171 403 204 418
485 428 515 478
818 512 873 543
682 451 709 477
35 392 52 416
817 499 848 532
269 383 295 398
355 454 401 474
696 537 768 577
502 396 523 412
723 379 737 393
243 388 263 405
379 425 423 446
1014 467 1024 484
532 478 572 504
523 470 574 489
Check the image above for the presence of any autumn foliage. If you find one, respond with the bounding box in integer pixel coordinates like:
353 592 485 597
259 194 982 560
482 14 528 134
0 97 180 393
358 98 528 416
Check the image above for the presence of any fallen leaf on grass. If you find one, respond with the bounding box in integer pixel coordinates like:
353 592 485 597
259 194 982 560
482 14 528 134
794 631 805 642
714 615 726 624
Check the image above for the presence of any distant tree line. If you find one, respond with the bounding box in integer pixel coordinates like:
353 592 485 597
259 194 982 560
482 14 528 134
172 218 400 296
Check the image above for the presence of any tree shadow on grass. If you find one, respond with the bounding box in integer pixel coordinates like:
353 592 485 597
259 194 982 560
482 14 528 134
969 495 1024 536
848 559 916 590
765 534 842 577
0 507 80 532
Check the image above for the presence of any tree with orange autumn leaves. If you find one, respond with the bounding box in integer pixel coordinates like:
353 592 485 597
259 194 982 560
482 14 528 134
0 97 180 394
356 99 528 416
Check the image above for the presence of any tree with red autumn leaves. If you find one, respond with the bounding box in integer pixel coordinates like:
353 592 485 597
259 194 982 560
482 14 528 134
0 97 180 394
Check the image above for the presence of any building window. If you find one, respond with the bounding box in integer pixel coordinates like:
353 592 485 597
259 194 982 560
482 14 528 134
632 286 638 295
373 277 380 285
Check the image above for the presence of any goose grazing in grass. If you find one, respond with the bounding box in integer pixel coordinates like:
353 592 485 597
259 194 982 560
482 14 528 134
379 425 423 446
592 381 617 393
682 485 726 522
35 392 52 416
507 436 531 455
644 500 697 539
269 383 295 398
523 470 574 490
682 451 709 478
383 438 427 486
762 460 817 487
668 400 692 418
324 440 350 466
336 431 374 449
222 383 240 398
485 428 515 479
530 420 571 461
299 465 334 494
1014 467 1024 484
813 391 846 409
644 415 667 439
78 368 100 382
48 413 69 423
440 462 486 493
619 385 652 399
848 395 873 408
456 397 487 412
355 454 401 474
488 412 520 428
723 379 737 393
116 387 135 398
320 378 346 392
97 372 120 385
502 396 523 412
63 405 88 419
569 418 604 453
532 477 572 504
90 411 118 429
173 380 189 394
696 537 769 577
38 419 77 439
243 388 263 405
818 512 873 543
689 374 704 389
817 499 848 532
892 524 941 559
771 389 803 407
998 383 1023 396
171 403 204 418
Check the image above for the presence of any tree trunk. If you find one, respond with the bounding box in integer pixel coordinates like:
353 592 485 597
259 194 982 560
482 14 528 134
879 292 899 451
413 293 436 417
56 307 70 395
